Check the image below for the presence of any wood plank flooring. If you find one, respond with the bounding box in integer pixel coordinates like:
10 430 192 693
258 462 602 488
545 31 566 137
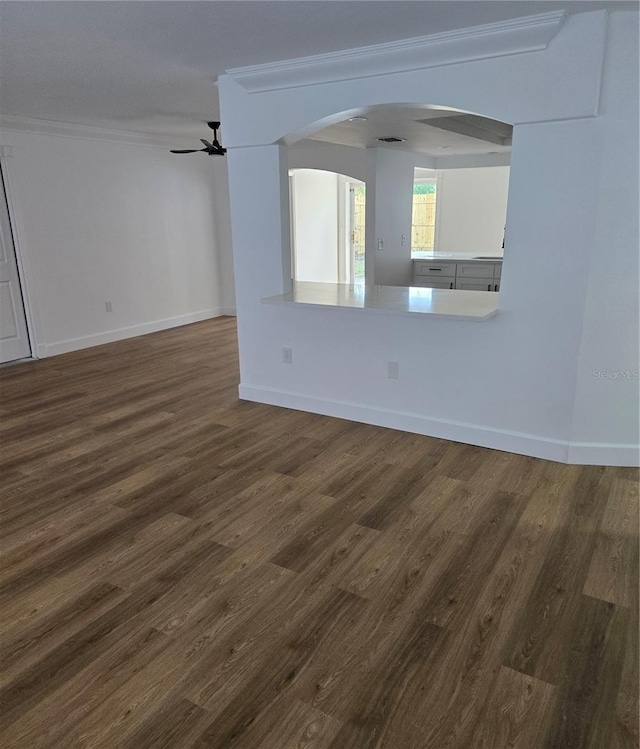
0 317 638 748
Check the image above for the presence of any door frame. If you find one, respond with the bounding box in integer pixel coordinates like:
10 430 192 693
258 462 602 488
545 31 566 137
346 177 366 284
0 147 40 359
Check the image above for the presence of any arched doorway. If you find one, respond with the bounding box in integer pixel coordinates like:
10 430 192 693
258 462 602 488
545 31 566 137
289 168 366 284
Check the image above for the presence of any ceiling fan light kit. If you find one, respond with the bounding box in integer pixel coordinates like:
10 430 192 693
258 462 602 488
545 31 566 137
171 121 227 156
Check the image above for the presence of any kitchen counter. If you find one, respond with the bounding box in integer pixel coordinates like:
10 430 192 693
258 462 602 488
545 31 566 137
262 282 498 321
412 253 503 262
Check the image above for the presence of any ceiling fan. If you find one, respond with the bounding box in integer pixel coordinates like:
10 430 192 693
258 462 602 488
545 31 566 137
171 121 227 156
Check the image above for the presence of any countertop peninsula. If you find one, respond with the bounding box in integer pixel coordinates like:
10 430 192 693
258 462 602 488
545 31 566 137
262 282 498 321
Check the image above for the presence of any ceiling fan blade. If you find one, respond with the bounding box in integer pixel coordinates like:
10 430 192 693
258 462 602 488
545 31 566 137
200 139 212 149
170 149 205 154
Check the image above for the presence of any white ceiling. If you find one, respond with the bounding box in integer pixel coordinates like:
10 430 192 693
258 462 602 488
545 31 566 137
1 1 636 144
306 105 514 157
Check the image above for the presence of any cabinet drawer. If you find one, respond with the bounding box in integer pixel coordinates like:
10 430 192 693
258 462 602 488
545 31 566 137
455 278 496 292
414 262 457 277
494 264 502 280
456 263 494 278
413 277 455 290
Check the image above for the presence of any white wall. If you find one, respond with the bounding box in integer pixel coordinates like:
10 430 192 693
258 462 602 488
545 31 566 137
220 10 639 466
291 169 339 283
569 13 639 458
0 128 226 356
288 143 366 182
210 158 236 315
437 167 509 256
366 148 415 286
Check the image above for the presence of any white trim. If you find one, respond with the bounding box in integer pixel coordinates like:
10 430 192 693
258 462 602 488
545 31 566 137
0 115 195 149
226 11 566 93
0 155 39 359
289 172 297 282
433 172 443 254
567 442 639 467
238 384 639 467
42 309 222 357
336 176 347 285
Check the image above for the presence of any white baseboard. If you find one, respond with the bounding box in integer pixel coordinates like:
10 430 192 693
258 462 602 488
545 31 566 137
567 442 639 467
238 384 639 467
43 308 223 357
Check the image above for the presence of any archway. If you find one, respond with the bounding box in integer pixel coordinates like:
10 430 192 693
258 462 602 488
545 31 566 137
284 104 512 289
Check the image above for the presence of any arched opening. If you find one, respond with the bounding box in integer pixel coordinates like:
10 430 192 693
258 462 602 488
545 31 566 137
284 103 511 293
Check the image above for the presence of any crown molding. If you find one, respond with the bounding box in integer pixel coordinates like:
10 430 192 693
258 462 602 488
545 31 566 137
0 115 194 149
226 11 566 93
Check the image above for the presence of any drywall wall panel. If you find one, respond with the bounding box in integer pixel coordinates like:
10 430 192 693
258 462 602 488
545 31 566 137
1 130 224 354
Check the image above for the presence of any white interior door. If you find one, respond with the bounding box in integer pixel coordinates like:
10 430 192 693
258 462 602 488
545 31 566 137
0 168 31 363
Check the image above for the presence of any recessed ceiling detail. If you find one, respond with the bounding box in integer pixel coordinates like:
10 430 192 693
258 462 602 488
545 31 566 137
417 113 513 146
306 105 513 158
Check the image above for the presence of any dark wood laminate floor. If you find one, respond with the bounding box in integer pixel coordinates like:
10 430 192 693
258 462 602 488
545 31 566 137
0 317 638 749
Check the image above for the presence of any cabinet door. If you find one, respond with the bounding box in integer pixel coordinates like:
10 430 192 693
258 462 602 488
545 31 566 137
456 262 494 278
413 277 455 290
494 263 502 280
455 278 495 291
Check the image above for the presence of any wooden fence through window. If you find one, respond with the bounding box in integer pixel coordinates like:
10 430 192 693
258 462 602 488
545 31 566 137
412 193 436 251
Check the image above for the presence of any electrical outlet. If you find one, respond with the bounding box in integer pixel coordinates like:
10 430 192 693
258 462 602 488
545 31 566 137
401 234 406 246
377 238 384 251
282 347 293 364
387 361 399 380
105 301 113 313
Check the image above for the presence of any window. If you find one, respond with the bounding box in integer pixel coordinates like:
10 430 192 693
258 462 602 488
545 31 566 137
411 175 437 256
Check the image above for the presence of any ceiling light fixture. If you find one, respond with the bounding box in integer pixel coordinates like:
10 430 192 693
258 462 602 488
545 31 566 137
437 146 452 150
348 116 368 122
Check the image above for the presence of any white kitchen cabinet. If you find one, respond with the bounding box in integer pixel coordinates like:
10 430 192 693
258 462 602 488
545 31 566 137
455 278 495 291
413 258 502 292
413 277 456 289
412 261 456 290
413 262 457 277
457 262 494 278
